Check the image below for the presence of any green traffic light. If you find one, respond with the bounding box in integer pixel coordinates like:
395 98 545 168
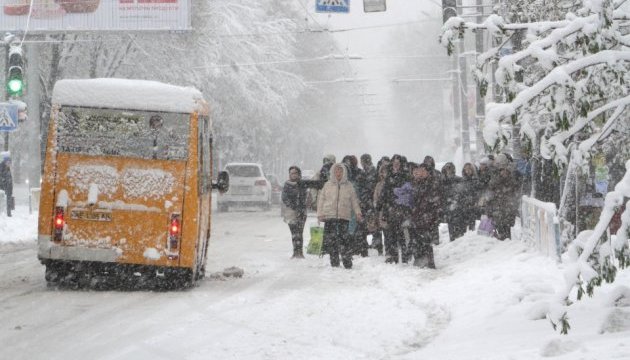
7 78 23 95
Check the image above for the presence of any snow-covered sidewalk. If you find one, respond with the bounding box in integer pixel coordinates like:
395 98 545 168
1 208 629 359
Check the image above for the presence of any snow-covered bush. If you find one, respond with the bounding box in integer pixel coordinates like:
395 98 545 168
440 0 630 333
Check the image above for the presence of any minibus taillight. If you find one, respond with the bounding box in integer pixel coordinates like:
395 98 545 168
169 214 181 250
255 179 267 186
53 207 65 242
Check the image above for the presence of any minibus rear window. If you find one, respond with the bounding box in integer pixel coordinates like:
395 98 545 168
56 106 190 160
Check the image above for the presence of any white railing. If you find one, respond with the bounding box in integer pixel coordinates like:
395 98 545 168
519 195 562 261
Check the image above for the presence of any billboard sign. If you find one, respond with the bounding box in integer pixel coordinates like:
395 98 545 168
1 0 191 32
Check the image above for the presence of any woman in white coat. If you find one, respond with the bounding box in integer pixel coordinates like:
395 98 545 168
317 163 363 269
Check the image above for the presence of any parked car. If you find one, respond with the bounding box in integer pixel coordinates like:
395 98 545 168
218 163 271 212
266 174 282 205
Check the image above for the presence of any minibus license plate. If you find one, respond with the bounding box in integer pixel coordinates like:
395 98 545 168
70 209 112 222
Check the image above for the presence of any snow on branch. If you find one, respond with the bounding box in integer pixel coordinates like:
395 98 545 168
440 14 582 55
558 159 630 301
494 14 600 83
484 50 630 147
544 94 630 161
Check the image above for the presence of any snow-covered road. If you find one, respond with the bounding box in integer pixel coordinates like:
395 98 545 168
1 205 629 360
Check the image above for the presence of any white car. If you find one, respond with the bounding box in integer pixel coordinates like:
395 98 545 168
217 163 272 212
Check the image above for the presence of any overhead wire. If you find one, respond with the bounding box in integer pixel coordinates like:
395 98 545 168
291 0 355 80
11 17 439 44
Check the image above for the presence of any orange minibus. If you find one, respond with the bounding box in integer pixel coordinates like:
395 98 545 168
37 78 228 288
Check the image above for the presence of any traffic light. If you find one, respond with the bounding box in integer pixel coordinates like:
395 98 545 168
442 0 457 24
7 46 25 97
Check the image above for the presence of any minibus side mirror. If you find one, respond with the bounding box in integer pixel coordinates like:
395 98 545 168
212 171 229 193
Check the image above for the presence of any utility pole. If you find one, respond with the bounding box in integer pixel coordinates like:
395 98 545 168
451 52 461 155
457 0 470 164
25 41 40 185
3 44 8 152
475 0 485 159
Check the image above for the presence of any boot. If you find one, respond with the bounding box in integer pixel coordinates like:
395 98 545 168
295 247 305 259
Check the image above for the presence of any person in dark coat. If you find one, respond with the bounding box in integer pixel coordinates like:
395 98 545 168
377 154 410 263
360 154 378 245
351 154 378 257
476 156 494 217
341 155 365 256
371 164 389 255
422 155 443 245
409 163 441 268
282 166 308 258
376 156 391 175
423 156 443 182
441 162 465 240
319 154 336 183
487 155 519 240
0 153 13 217
460 162 479 231
360 154 378 203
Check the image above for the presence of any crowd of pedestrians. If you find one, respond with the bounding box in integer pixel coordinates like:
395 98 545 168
281 152 523 269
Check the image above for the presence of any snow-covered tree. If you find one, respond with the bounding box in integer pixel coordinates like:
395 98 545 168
35 0 328 174
440 0 630 333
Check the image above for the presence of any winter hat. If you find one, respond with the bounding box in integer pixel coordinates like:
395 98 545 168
360 154 372 165
495 153 509 169
323 154 336 164
423 155 436 170
411 162 428 172
288 166 301 177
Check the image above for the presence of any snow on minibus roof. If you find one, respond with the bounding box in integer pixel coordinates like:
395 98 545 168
52 78 205 113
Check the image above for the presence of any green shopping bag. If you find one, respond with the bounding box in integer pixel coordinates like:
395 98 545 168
307 225 324 255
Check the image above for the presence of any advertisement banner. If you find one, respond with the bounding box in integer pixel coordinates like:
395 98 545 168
1 0 191 32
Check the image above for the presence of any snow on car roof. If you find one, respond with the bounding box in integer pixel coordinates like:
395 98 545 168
52 78 205 114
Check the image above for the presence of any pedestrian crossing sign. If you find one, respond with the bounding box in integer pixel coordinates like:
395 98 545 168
316 0 350 13
0 103 18 132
